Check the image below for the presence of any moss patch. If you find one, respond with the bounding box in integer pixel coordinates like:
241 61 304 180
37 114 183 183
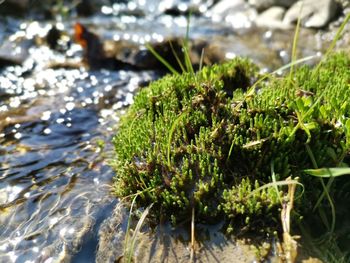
112 53 350 231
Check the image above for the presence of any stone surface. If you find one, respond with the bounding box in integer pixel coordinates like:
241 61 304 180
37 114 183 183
210 0 257 29
96 204 127 263
0 39 31 67
248 0 296 11
96 204 265 263
255 6 290 29
210 0 247 18
283 0 339 28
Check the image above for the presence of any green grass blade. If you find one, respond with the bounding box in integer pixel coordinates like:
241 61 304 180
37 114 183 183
247 179 304 199
271 161 282 205
305 144 336 233
182 40 195 76
304 167 350 178
226 139 235 162
274 55 318 73
167 112 187 167
314 13 350 74
145 43 179 75
199 48 205 72
288 0 303 86
183 12 195 75
169 40 186 73
235 55 318 111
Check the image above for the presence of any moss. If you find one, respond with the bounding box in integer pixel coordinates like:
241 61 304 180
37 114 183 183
112 53 350 231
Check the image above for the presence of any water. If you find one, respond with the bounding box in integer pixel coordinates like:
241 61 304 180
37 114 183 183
0 33 158 261
0 1 343 261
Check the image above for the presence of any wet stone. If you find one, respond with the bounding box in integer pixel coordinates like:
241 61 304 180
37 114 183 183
96 203 267 263
0 39 31 67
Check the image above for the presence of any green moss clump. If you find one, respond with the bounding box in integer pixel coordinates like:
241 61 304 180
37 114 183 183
112 53 350 230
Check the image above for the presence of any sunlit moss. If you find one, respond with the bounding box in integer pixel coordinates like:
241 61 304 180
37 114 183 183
112 53 350 231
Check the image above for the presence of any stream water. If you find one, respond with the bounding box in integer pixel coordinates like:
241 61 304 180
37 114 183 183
0 48 158 262
0 1 347 262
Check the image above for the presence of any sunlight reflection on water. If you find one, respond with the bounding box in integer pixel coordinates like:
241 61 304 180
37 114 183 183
0 36 158 261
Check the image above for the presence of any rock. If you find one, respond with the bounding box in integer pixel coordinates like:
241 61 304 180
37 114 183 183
100 35 225 72
255 6 290 29
75 0 111 16
0 0 29 16
73 23 221 72
130 38 227 72
164 4 204 16
76 0 96 16
248 0 296 11
210 0 246 18
0 38 31 67
129 38 191 71
283 0 339 28
96 204 266 263
210 0 257 28
96 203 128 262
46 25 62 50
73 23 139 70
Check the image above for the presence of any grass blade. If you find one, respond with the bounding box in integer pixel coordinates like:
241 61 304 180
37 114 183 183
145 43 179 75
183 12 195 75
235 54 318 111
314 13 350 74
124 195 138 257
271 161 282 205
305 144 336 233
304 167 350 178
288 0 303 87
167 112 187 167
247 179 304 199
126 203 154 263
169 40 186 73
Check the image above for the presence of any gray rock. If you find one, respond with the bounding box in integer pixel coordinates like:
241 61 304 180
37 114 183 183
256 6 291 29
210 0 247 18
209 0 257 28
96 203 128 263
0 39 31 67
283 0 339 28
248 0 296 11
96 202 262 263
